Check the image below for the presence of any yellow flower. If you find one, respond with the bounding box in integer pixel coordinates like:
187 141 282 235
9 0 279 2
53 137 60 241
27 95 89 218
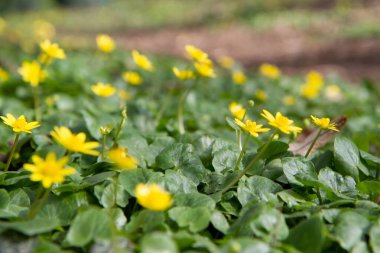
234 118 270 137
310 115 339 131
135 183 172 211
261 109 302 134
306 71 324 88
1 114 40 133
96 34 115 53
122 71 143 85
255 89 267 102
18 61 47 87
108 147 138 169
325 84 343 101
185 45 209 63
51 126 100 156
300 83 320 100
229 102 246 120
91 82 116 97
232 70 247 85
39 40 66 63
172 67 195 80
194 61 215 78
282 95 296 106
259 63 281 79
23 152 76 188
0 67 9 82
218 56 234 69
132 50 153 71
33 19 55 41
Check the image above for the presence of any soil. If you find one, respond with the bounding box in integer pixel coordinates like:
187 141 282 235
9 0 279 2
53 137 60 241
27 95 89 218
116 25 380 83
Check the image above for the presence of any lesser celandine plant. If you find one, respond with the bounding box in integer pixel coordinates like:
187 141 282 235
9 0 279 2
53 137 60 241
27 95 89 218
1 114 40 171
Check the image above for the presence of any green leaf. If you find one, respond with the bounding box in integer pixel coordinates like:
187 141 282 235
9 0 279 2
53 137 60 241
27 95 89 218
141 232 179 253
285 216 324 253
163 170 197 194
66 207 113 246
156 143 207 185
333 211 370 251
237 176 282 205
259 141 289 160
212 148 239 172
169 206 212 233
357 180 380 195
124 210 166 234
0 217 61 236
334 136 360 181
318 167 357 199
281 157 319 187
173 192 216 209
210 211 229 234
0 189 9 209
370 219 380 253
118 168 162 196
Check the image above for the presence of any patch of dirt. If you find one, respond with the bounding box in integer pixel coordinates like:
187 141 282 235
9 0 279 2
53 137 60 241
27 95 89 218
116 25 380 83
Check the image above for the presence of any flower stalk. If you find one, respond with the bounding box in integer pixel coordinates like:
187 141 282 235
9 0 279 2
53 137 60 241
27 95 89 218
113 108 127 148
27 186 51 220
4 133 20 172
305 128 322 158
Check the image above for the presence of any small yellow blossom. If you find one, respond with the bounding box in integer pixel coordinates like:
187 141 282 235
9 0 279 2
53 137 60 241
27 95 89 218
135 183 172 211
132 50 153 71
232 70 247 85
306 71 324 88
255 89 267 102
310 115 339 131
100 125 112 135
300 83 320 100
91 83 116 97
282 95 296 106
325 84 343 101
172 67 195 80
33 19 55 41
51 126 100 156
229 102 246 120
108 147 138 169
0 67 9 82
1 114 40 133
96 34 115 53
261 109 302 135
194 61 215 78
39 40 66 63
234 118 270 137
23 152 76 188
122 71 143 85
18 61 47 87
185 45 209 63
259 63 281 79
218 56 234 69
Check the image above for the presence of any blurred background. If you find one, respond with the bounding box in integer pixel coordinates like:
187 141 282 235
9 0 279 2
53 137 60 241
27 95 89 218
1 0 379 82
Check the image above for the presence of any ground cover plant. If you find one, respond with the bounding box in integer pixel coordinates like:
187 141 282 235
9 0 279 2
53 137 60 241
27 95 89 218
1 18 380 253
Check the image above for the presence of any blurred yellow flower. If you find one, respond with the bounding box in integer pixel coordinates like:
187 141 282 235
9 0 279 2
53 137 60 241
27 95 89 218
51 126 100 156
132 50 153 71
255 89 267 102
135 183 172 211
123 71 143 85
185 45 208 63
218 56 234 69
24 152 76 188
229 102 246 120
33 19 55 41
172 67 195 80
91 83 116 97
194 62 215 78
39 40 66 62
232 70 247 85
1 114 40 133
310 115 338 131
261 109 302 134
96 34 115 53
259 63 281 79
0 67 9 82
325 84 343 101
108 147 138 169
306 71 324 88
282 95 296 106
300 83 320 100
18 61 46 87
234 118 270 137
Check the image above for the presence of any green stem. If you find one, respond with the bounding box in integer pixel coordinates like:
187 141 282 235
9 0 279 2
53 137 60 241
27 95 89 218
27 187 50 220
32 86 41 122
113 116 126 148
177 87 192 135
220 133 276 194
4 133 20 172
101 134 106 160
305 128 323 158
233 132 250 171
